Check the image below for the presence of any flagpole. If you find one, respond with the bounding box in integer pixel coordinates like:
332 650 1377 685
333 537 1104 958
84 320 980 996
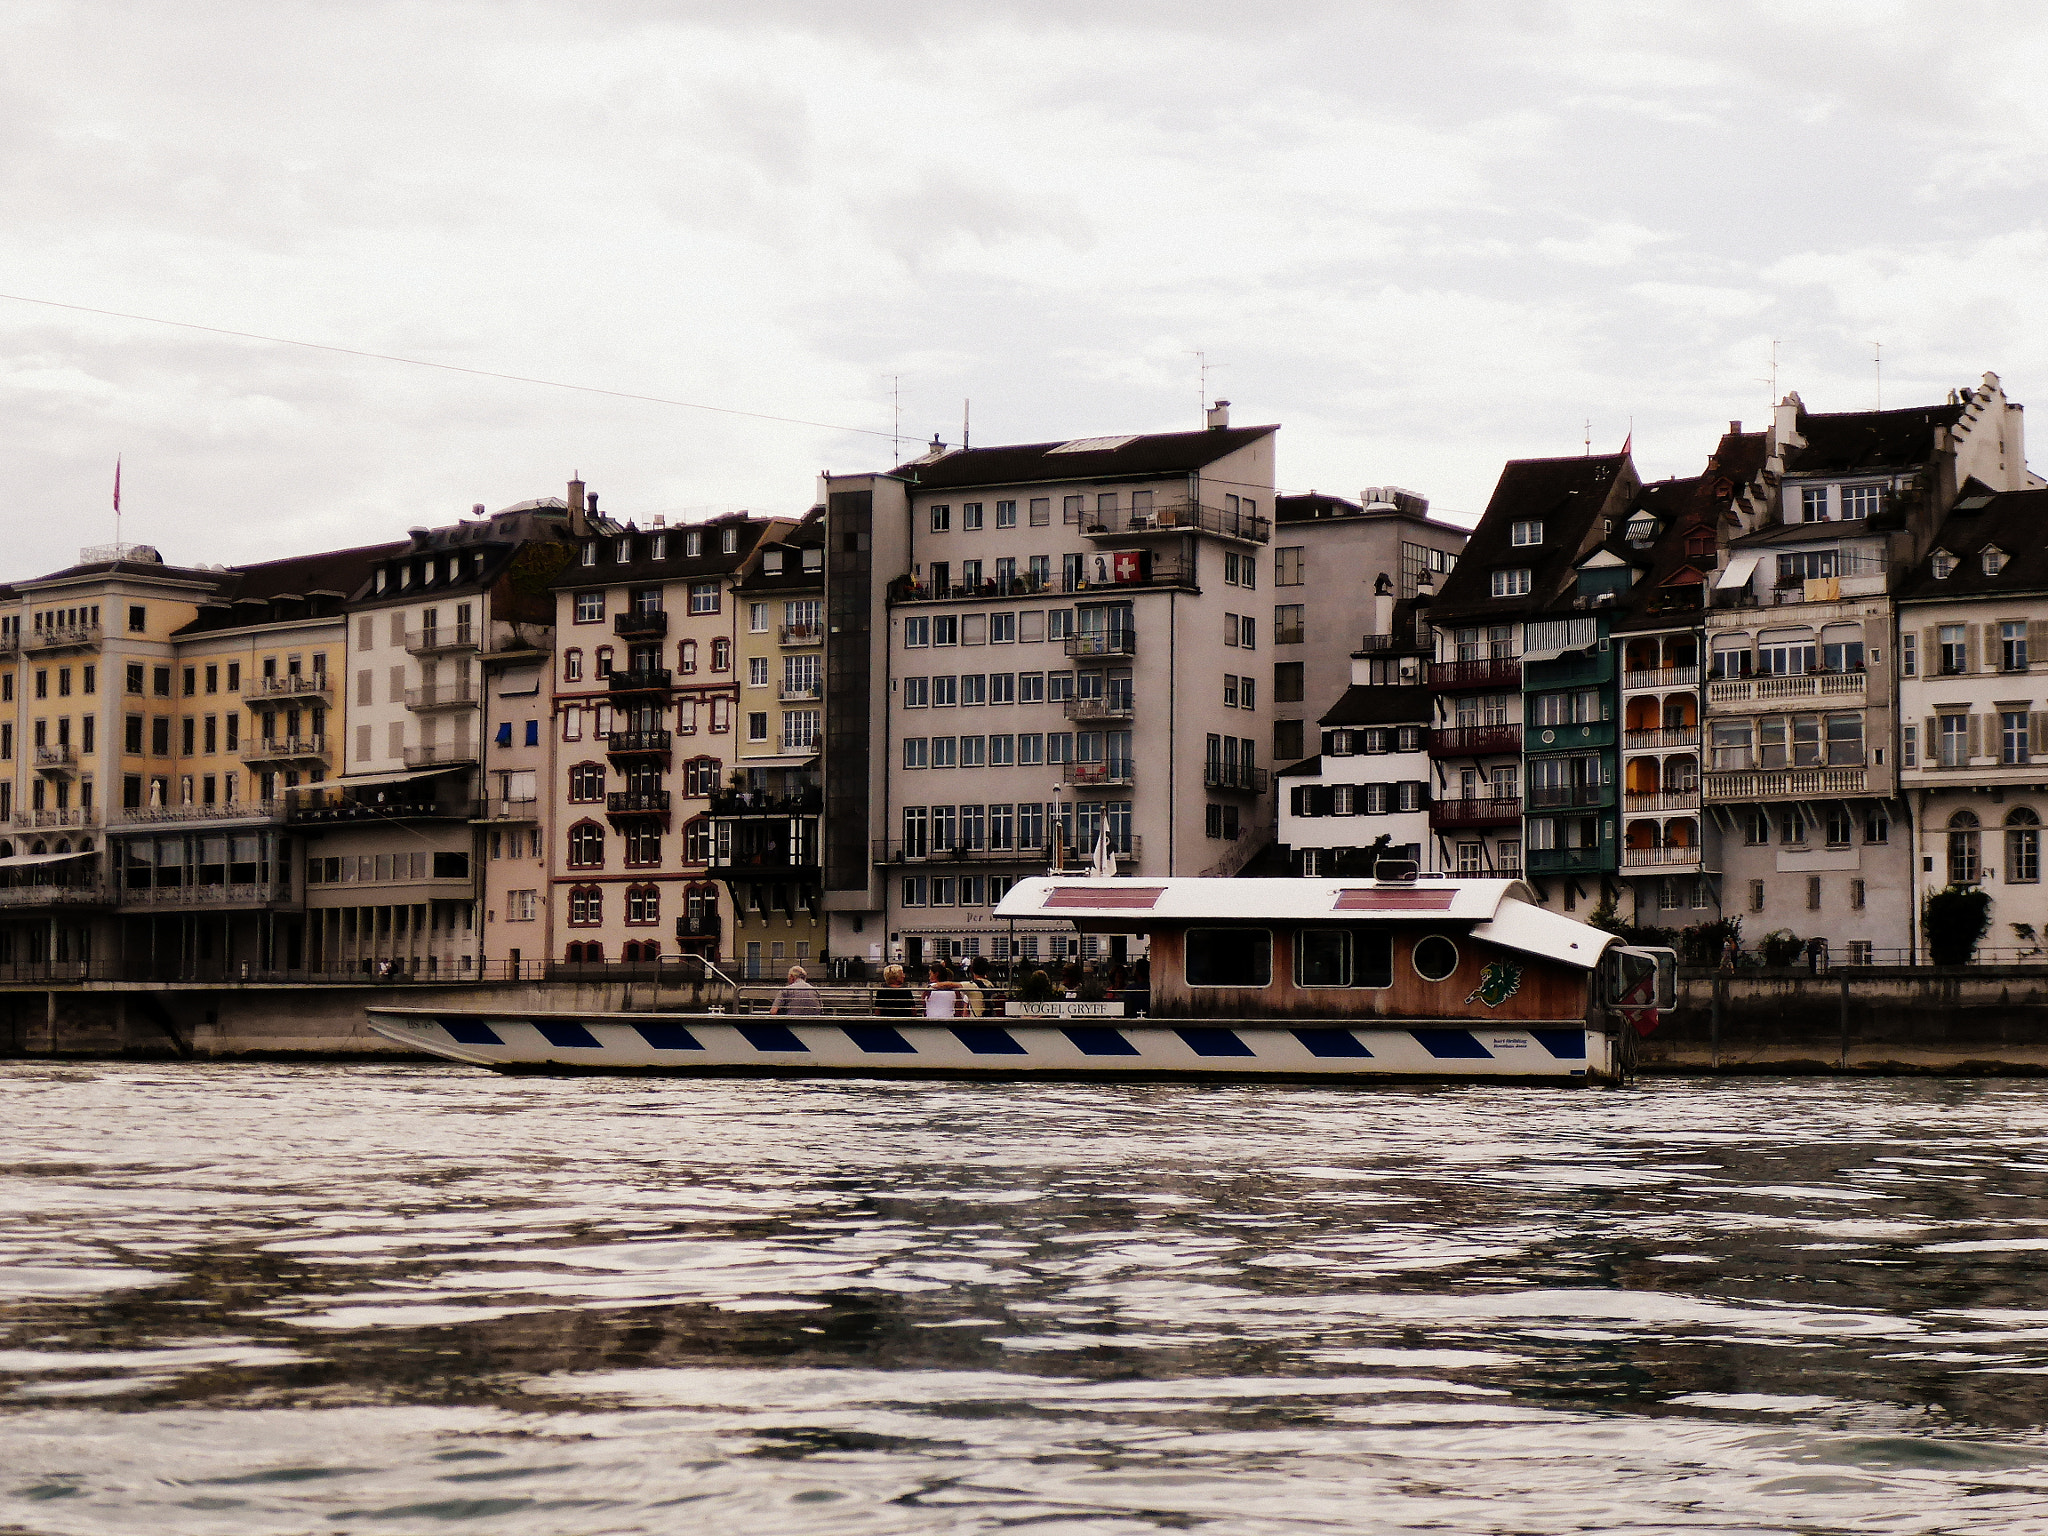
113 455 122 548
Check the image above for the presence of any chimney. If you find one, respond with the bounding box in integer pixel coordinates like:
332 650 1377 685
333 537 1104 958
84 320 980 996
1206 399 1231 430
588 492 600 518
566 478 588 537
1371 574 1394 638
1728 421 1741 435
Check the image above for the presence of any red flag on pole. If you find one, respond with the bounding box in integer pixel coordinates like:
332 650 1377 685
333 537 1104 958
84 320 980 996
113 456 121 513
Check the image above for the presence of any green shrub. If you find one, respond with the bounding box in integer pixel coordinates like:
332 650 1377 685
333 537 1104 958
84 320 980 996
1758 929 1804 968
1679 917 1740 968
1925 885 1992 966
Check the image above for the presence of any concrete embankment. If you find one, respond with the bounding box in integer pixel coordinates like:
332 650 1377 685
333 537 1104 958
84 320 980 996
1640 966 2048 1074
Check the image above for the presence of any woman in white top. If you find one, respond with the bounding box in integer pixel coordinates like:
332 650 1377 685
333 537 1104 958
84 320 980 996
923 963 962 1019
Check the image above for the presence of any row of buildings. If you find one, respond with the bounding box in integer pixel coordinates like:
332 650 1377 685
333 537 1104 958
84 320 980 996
5 374 2039 980
1280 371 2045 963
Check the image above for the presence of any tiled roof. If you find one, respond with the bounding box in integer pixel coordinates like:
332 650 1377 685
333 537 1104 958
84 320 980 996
1785 403 1964 476
891 425 1276 491
1319 683 1433 727
551 515 772 591
1429 453 1634 622
1897 488 2048 600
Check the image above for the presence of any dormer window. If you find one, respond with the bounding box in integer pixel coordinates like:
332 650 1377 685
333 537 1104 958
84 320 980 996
1626 517 1658 543
721 527 738 554
685 530 702 558
1511 520 1543 547
1931 549 1956 580
580 542 598 567
763 549 784 574
1801 486 1829 522
615 537 632 563
1841 484 1882 520
1983 547 2007 576
650 533 667 561
803 547 823 571
373 569 387 593
1491 568 1533 598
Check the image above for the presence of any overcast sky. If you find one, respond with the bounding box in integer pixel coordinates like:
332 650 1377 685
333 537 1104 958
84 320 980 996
5 1 2047 575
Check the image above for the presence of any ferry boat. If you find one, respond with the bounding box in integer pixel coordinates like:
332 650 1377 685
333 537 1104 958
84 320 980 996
363 870 1673 1085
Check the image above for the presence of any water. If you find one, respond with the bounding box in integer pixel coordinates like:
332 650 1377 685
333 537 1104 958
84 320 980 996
6 1068 2048 1536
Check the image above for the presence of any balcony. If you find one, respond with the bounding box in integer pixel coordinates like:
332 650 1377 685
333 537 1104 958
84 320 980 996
292 795 460 825
401 742 476 769
1428 724 1521 758
120 882 292 908
12 807 100 829
606 790 672 819
1069 761 1139 789
1622 665 1701 691
471 797 540 822
872 836 1141 866
1706 672 1867 706
0 883 110 907
25 624 103 652
676 912 722 944
710 787 822 816
708 855 823 883
1622 727 1700 751
607 668 673 695
1622 846 1704 868
404 682 479 711
1525 848 1611 876
33 745 78 774
1527 783 1615 811
888 559 1193 604
1526 651 1614 689
1526 720 1614 752
1429 797 1521 830
1065 695 1135 722
1705 766 1869 802
778 682 823 702
1082 500 1271 543
403 625 477 655
615 610 669 639
606 729 673 759
1065 630 1137 658
1201 763 1267 794
119 802 282 826
1622 790 1698 814
241 736 331 766
252 673 333 699
778 622 823 646
1429 658 1521 690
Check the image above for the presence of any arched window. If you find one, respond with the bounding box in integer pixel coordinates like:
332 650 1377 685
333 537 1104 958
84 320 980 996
2008 807 2040 885
626 884 660 924
568 762 606 801
711 637 731 672
563 648 583 683
683 757 721 797
0 839 13 858
684 817 712 864
679 639 698 674
568 884 603 925
565 939 605 962
624 825 662 866
622 939 659 962
682 883 719 937
1948 809 1982 885
568 821 605 869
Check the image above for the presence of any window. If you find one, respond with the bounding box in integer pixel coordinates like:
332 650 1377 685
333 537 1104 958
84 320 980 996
1748 880 1765 912
1826 806 1854 847
568 763 605 801
568 822 605 868
568 885 603 925
962 502 983 530
930 504 950 531
1901 633 1917 677
1801 486 1829 522
1510 520 1543 546
1274 662 1304 702
931 675 957 708
624 825 662 866
1239 615 1256 649
1826 713 1863 766
996 500 1017 529
689 582 719 615
1296 929 1366 988
1931 550 1956 580
1491 568 1532 598
2006 710 2031 765
711 638 731 671
1938 624 1968 675
933 615 959 646
1850 880 1866 912
1865 807 1890 844
574 592 603 622
749 602 769 633
1273 604 1304 644
1029 498 1050 526
678 640 697 674
1949 810 1982 884
749 656 769 687
747 711 769 742
904 737 928 768
1841 484 1881 519
2009 808 2041 884
903 617 929 649
1185 928 1271 987
1938 714 1968 769
1223 674 1239 708
683 758 721 797
904 676 929 708
1807 876 1823 911
1456 841 1483 875
989 613 1015 644
2004 622 2029 672
1985 548 2008 576
1412 935 1459 982
1274 547 1304 586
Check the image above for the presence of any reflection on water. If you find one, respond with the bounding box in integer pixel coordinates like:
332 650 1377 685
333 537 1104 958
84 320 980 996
6 1064 2048 1533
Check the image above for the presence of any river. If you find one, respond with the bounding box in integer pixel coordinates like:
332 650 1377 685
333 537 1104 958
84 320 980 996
5 1063 2048 1534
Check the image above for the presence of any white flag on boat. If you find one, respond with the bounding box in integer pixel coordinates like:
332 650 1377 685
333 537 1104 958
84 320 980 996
1088 821 1117 879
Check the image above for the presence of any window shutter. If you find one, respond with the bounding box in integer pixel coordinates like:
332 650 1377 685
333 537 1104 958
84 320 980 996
2033 712 2048 759
1926 717 1939 764
1925 627 1939 671
1968 712 1983 762
1966 626 1981 674
2032 621 2048 665
1289 787 1305 815
1315 787 1336 816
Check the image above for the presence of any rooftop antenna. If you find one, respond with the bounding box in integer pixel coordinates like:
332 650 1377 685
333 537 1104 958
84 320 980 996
112 453 122 547
887 375 902 463
1191 350 1221 421
1584 418 1592 456
1873 340 1883 410
962 398 970 451
1757 337 1778 415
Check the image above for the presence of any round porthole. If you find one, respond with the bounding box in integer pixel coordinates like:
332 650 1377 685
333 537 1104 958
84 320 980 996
1412 935 1459 982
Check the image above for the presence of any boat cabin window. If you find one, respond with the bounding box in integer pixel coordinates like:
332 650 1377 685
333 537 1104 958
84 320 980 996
1295 929 1393 989
1185 928 1271 987
1412 935 1460 982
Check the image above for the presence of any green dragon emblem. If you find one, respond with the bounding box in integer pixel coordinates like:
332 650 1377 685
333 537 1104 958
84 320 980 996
1467 961 1522 1008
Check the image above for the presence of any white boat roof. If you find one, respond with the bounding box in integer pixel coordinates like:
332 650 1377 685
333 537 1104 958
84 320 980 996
994 877 1617 970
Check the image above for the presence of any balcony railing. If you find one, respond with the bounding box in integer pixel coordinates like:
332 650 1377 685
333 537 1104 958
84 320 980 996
606 791 672 817
33 745 78 771
708 855 823 881
404 682 478 711
1428 724 1521 757
1705 766 1869 801
1706 672 1867 705
1622 790 1698 813
401 742 476 769
1429 797 1521 829
778 623 823 646
403 625 477 655
472 797 541 822
710 788 822 816
253 673 333 698
889 559 1193 604
1622 665 1701 691
119 802 281 825
292 795 459 824
778 682 823 702
1622 727 1700 750
0 884 110 907
606 668 673 694
120 882 292 907
615 611 669 638
1527 783 1614 810
12 807 99 829
1065 631 1137 658
1201 763 1267 794
676 913 722 942
25 624 103 651
1622 846 1704 867
1525 848 1610 875
1064 695 1135 721
1082 500 1271 543
872 836 1141 865
1428 658 1521 690
241 736 330 765
1069 761 1139 788
606 729 673 756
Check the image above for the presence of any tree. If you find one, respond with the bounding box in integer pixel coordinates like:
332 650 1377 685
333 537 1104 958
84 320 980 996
1925 885 1992 966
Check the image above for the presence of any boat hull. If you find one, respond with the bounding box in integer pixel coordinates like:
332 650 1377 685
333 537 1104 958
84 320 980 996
364 1009 1618 1084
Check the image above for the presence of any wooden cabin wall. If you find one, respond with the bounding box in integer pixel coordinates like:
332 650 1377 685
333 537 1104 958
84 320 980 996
1145 925 1587 1021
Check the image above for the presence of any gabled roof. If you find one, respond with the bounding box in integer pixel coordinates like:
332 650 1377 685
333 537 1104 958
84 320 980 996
178 540 402 636
551 515 773 591
1319 683 1432 727
1897 488 2048 600
891 424 1276 491
1784 402 1965 476
1429 452 1635 622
